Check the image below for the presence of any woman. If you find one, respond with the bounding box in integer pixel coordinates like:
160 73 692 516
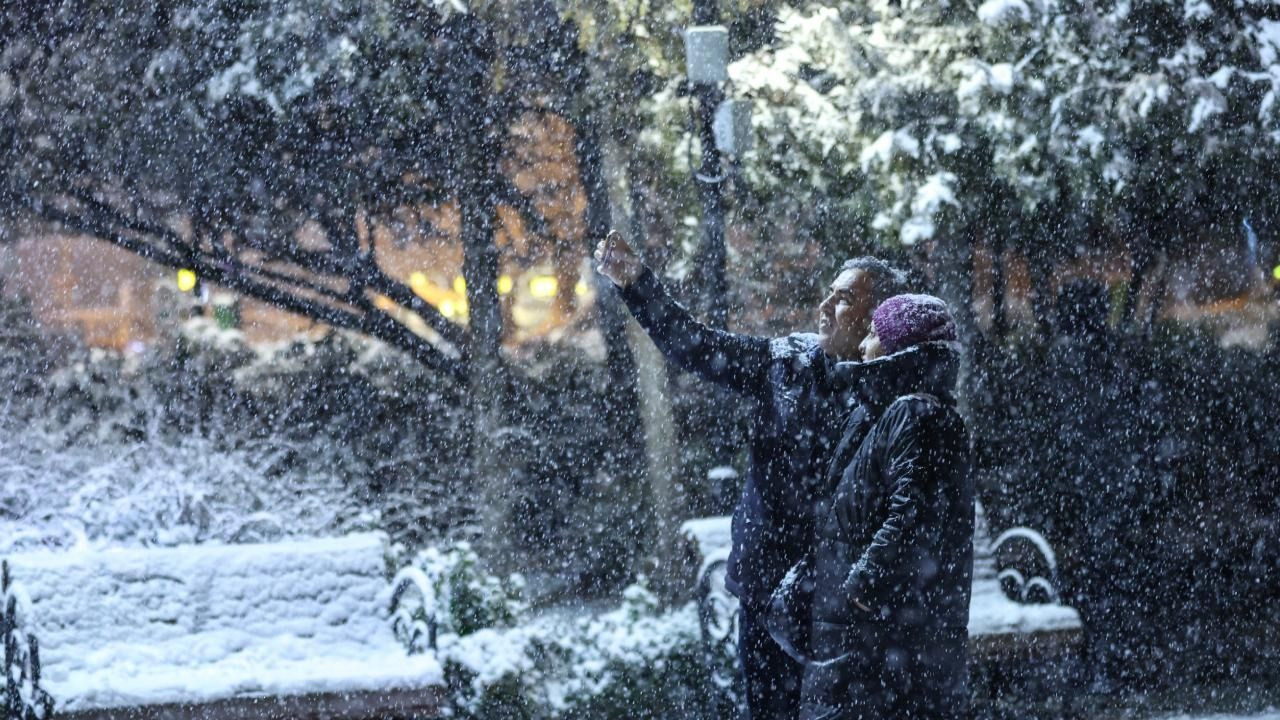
771 293 974 720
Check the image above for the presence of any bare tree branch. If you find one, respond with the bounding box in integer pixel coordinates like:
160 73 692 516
20 193 467 381
68 187 470 357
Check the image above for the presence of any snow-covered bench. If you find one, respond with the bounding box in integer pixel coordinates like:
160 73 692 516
682 504 1081 708
2 532 443 720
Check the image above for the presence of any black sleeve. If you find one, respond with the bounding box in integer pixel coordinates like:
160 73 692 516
618 268 772 395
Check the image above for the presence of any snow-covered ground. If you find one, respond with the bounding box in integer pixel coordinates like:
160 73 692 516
1162 707 1280 712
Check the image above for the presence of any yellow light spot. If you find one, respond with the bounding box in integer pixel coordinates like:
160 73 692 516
453 275 466 295
574 281 589 297
497 275 514 295
440 299 456 318
176 268 197 293
529 276 558 299
409 271 429 296
373 295 396 311
1273 265 1280 281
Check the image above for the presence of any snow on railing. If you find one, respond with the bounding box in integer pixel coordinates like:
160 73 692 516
991 526 1061 604
390 564 440 654
2 560 53 720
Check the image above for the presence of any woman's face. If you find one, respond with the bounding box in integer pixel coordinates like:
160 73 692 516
860 323 884 361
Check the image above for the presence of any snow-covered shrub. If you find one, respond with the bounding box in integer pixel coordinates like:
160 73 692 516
0 320 385 552
0 290 59 405
437 574 707 720
0 318 474 552
536 580 706 720
5 303 643 593
0 421 372 553
391 542 527 654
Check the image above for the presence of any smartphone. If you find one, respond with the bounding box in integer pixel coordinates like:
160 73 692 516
603 232 618 266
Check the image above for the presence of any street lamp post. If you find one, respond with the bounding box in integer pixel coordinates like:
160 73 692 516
685 10 757 512
686 10 729 329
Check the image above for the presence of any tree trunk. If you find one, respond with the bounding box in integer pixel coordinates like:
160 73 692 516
933 231 978 418
1124 233 1156 331
461 171 505 549
619 146 691 602
627 320 687 601
450 18 509 557
991 233 1008 339
573 112 653 585
1142 253 1170 336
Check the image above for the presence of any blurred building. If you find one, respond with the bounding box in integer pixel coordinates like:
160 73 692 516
967 237 1279 349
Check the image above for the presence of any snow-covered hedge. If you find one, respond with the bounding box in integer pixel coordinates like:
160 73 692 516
0 425 373 554
438 578 706 720
0 316 469 553
388 544 707 720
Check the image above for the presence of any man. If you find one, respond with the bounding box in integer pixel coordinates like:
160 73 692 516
593 231 907 719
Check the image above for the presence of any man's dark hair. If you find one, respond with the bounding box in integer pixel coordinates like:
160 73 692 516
840 256 909 303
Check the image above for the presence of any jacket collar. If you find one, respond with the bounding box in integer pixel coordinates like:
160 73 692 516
830 341 961 410
810 346 862 410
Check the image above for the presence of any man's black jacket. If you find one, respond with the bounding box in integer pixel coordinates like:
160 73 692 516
619 269 854 607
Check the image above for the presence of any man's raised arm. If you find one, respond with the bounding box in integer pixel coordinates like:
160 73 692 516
594 231 770 394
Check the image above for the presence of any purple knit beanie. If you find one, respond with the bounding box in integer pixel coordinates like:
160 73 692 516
872 294 958 355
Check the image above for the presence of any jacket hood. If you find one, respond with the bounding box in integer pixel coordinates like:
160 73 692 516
830 340 961 409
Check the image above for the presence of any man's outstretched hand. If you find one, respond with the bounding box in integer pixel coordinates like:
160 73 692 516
593 230 645 288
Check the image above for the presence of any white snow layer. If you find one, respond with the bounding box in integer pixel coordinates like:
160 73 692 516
967 574 1081 636
680 517 733 563
977 0 1031 25
681 517 734 583
1162 707 1280 712
912 173 961 217
860 129 921 171
4 533 442 712
1256 20 1280 67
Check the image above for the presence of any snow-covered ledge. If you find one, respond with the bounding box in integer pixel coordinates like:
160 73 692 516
4 533 442 718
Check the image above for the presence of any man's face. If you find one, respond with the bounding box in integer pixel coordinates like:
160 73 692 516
817 268 876 360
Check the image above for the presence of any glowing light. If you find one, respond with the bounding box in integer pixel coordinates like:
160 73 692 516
529 276 558 299
497 275 514 295
1273 265 1280 281
409 271 429 296
373 295 396 311
574 281 589 297
176 268 197 293
453 275 466 295
440 300 456 318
